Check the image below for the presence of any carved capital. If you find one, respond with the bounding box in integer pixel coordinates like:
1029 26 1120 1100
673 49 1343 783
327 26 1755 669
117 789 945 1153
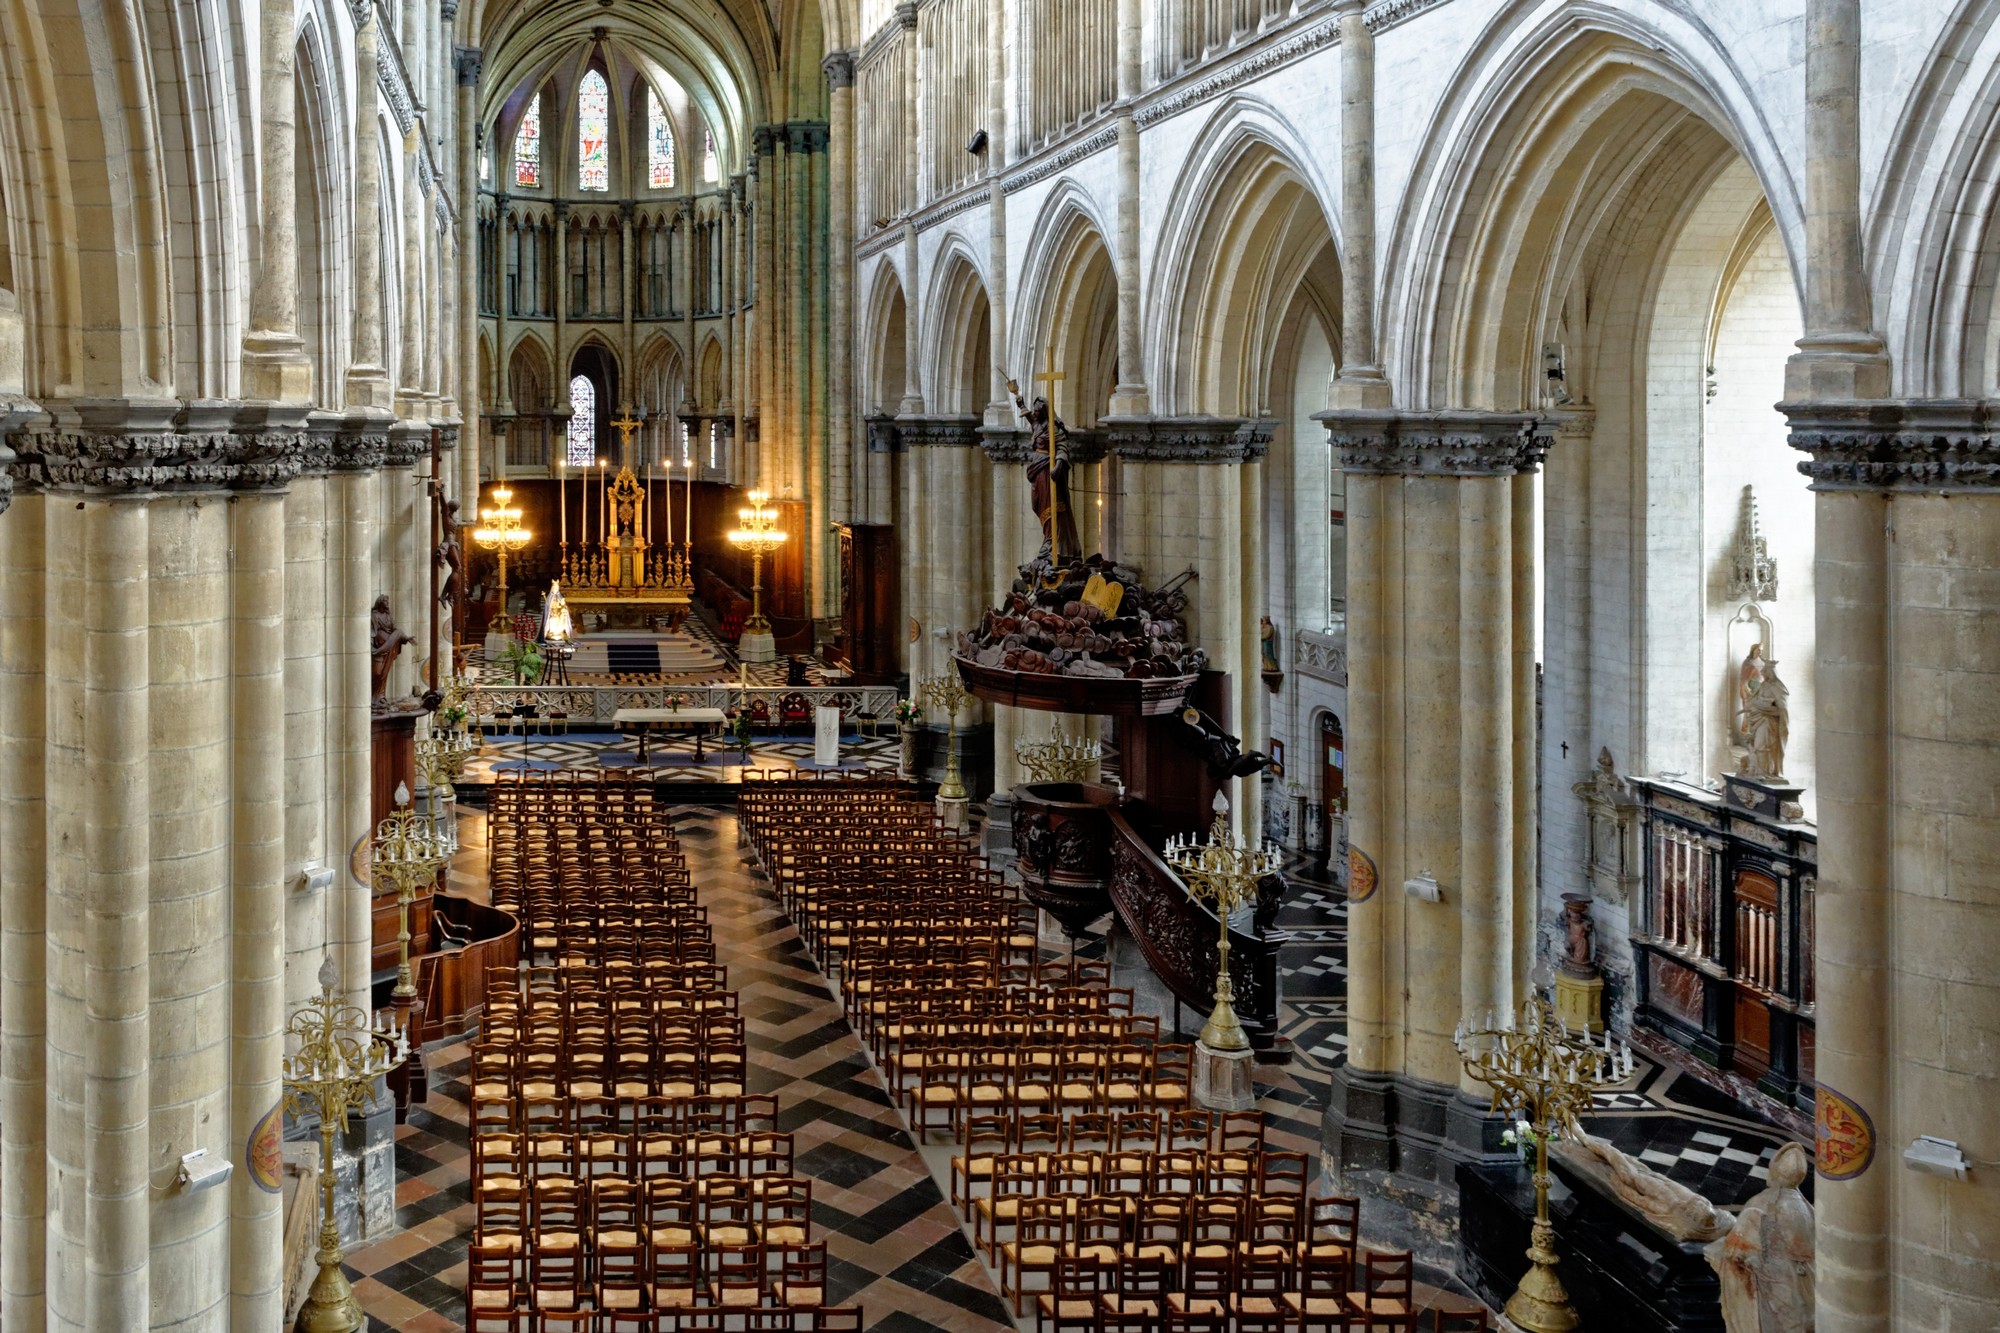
787 121 830 155
1781 398 2000 492
894 2 920 30
331 411 393 473
822 51 857 89
897 414 983 450
865 415 904 454
383 421 428 470
12 399 323 494
453 45 483 86
979 425 1035 465
440 0 458 20
1315 409 1551 477
1103 415 1275 464
347 0 373 30
752 125 780 158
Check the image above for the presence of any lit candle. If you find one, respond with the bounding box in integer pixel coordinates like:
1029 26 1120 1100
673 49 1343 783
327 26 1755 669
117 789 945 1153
685 453 693 547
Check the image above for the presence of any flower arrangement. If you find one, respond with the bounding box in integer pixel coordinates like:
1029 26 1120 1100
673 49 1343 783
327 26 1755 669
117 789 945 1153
666 692 691 713
893 698 923 727
1499 1118 1547 1166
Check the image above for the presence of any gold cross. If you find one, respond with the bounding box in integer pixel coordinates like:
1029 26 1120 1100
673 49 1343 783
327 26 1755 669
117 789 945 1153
1034 346 1064 475
611 412 642 452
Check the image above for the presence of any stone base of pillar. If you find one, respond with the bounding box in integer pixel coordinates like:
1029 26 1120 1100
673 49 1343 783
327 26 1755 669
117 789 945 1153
1193 1041 1257 1112
1322 1064 1514 1273
293 1076 399 1251
935 794 970 833
982 789 1018 869
740 629 777 664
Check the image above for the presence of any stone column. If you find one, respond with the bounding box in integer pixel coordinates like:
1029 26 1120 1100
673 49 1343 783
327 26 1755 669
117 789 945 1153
331 424 385 1009
752 134 777 488
285 426 336 1014
620 202 636 414
826 53 856 531
681 202 697 415
83 490 152 1330
1332 0 1389 408
1314 412 1549 1262
456 48 483 511
789 130 815 505
242 0 314 402
1 485 48 1333
228 419 300 1329
1108 0 1147 416
347 4 393 412
1787 0 1889 402
555 201 571 389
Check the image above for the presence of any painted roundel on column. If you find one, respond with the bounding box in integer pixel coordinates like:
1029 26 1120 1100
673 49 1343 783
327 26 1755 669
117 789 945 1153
1349 846 1378 903
1815 1084 1876 1180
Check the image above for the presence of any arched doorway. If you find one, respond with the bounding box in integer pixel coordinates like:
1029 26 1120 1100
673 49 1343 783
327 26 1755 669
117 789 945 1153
1318 712 1344 867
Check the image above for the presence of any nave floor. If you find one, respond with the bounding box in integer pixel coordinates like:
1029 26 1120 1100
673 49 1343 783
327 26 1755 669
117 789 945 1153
343 801 1802 1330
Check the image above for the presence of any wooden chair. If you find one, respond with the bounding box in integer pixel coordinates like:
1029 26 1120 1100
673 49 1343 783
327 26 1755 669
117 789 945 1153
774 1242 828 1308
1347 1250 1417 1332
1001 1197 1071 1315
1035 1256 1113 1333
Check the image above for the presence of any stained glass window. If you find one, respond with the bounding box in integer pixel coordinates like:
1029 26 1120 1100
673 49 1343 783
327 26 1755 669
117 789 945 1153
578 70 609 192
648 89 676 190
568 375 596 467
514 94 541 188
703 131 719 183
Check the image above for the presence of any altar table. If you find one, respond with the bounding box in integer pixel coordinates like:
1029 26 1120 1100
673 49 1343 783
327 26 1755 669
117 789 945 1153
613 707 729 762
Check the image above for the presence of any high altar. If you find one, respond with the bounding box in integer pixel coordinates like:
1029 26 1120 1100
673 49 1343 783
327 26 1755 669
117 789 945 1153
560 458 696 629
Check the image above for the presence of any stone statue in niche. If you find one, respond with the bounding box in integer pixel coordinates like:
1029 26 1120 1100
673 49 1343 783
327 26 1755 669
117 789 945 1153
1706 1143 1815 1333
1737 662 1791 781
1554 1132 1814 1332
370 595 415 713
1259 616 1283 688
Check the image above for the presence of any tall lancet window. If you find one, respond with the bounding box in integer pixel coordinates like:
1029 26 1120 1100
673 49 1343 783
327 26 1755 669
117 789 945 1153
649 89 677 189
514 94 542 188
703 131 719 183
568 375 597 466
578 70 610 192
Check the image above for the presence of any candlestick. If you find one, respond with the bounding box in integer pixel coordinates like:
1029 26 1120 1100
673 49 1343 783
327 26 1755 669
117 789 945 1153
684 452 693 547
559 461 566 546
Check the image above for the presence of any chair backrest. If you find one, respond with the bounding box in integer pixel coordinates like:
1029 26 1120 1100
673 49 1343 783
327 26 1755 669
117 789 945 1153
1365 1249 1415 1303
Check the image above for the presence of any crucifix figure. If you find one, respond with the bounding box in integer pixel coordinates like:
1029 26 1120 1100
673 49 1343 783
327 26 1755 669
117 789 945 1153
1007 346 1082 568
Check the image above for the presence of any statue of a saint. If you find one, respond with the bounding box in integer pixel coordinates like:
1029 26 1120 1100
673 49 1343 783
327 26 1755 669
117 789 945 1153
1705 1143 1815 1333
1555 1133 1735 1242
1007 378 1082 568
1560 895 1597 976
370 595 414 712
1737 662 1791 781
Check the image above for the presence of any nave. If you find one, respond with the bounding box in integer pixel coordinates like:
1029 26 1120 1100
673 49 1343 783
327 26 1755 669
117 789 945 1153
345 775 1501 1332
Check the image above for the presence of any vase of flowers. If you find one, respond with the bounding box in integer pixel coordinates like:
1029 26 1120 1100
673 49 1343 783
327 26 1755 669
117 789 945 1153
894 699 923 778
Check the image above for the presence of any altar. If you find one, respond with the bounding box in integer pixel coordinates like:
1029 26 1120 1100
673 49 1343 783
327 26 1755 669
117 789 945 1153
560 458 696 629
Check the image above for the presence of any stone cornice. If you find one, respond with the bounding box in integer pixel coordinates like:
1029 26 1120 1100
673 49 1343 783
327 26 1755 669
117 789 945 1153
980 424 1034 465
1782 398 2000 492
1002 128 1119 195
383 420 429 470
1315 409 1551 476
1364 0 1451 31
1103 415 1276 464
1136 19 1341 129
1295 628 1347 687
864 414 903 454
376 22 423 137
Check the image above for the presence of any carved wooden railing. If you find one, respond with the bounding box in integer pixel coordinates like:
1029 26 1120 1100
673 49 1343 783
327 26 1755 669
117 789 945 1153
1106 807 1286 1052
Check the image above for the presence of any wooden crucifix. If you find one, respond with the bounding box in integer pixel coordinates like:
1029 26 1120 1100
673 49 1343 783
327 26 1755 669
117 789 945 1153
1035 346 1066 543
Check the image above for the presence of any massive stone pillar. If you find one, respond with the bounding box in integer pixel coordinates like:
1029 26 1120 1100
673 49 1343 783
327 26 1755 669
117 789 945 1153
1 485 48 1332
752 133 777 489
1314 412 1549 1263
1780 404 2000 1332
331 425 386 1010
826 53 856 530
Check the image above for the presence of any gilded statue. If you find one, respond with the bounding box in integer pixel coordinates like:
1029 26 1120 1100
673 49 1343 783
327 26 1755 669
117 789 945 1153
1007 378 1082 568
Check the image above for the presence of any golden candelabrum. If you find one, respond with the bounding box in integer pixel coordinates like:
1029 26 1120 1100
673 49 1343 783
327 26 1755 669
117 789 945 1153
1454 993 1635 1333
473 485 532 622
287 955 408 1333
725 489 787 635
1015 716 1104 783
920 672 973 802
372 782 452 1005
1164 796 1281 1053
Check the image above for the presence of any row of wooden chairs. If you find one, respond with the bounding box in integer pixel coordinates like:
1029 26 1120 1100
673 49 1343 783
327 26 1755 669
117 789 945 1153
1029 1248 1448 1333
469 1241 840 1333
481 1010 744 1052
475 1130 802 1185
470 1040 749 1105
474 1175 814 1262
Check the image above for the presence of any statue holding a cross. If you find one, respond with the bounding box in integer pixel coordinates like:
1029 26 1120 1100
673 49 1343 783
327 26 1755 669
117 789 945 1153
1007 347 1083 569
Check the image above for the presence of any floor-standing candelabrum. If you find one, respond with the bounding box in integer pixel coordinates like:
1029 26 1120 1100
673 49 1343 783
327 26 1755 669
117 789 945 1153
474 485 532 639
371 781 452 1116
287 955 407 1333
921 672 973 803
1015 715 1104 783
1165 794 1281 1055
726 489 787 664
1454 994 1634 1333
